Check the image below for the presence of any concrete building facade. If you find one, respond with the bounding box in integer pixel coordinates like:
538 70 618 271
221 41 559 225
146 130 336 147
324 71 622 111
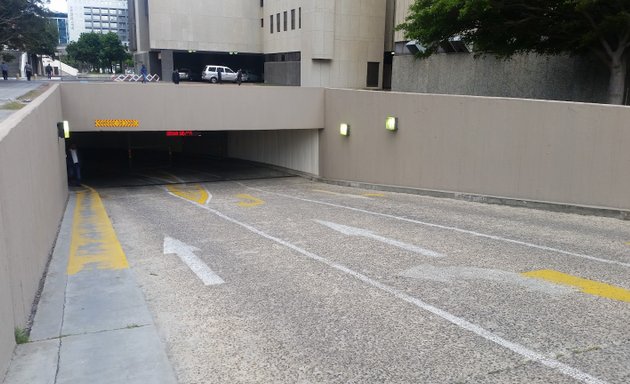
68 0 130 46
127 0 394 88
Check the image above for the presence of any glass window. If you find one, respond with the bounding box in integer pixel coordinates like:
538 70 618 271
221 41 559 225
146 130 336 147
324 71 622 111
284 11 287 31
270 15 273 33
291 9 295 30
277 13 280 32
260 18 263 28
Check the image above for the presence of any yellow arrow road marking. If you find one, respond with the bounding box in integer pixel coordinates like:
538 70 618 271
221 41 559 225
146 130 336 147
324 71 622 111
166 184 210 205
236 194 264 207
522 270 630 302
67 186 129 275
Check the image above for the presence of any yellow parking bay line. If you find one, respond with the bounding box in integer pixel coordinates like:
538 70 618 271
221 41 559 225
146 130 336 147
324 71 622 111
522 270 630 302
67 187 129 275
236 194 265 207
166 184 210 205
363 193 385 197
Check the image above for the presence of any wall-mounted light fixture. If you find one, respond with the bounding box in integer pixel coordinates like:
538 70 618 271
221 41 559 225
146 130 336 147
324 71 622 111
339 123 350 136
57 121 70 139
385 116 398 132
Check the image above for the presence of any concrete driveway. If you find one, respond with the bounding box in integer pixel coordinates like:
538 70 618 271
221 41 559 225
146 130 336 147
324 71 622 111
93 168 630 383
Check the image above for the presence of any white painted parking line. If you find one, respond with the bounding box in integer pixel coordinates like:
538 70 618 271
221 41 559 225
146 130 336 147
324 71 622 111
243 185 630 269
163 237 224 286
315 220 444 258
166 191 608 384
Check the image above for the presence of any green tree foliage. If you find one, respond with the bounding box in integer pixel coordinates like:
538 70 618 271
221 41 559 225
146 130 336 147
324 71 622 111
0 0 58 55
397 1 630 104
66 32 130 73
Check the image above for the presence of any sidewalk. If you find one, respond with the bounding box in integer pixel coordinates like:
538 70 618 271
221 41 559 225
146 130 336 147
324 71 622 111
2 191 177 384
0 80 49 122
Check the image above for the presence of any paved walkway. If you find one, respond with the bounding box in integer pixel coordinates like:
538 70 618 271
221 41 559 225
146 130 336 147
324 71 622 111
0 80 49 122
2 191 177 384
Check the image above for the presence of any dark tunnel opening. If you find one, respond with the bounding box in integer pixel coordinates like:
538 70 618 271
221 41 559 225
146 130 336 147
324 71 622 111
67 131 293 187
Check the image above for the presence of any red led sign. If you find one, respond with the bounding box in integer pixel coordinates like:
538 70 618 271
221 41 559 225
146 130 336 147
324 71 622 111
166 131 194 137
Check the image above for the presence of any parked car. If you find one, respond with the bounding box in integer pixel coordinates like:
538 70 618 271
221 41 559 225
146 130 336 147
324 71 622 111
201 65 238 83
242 70 262 82
178 68 190 81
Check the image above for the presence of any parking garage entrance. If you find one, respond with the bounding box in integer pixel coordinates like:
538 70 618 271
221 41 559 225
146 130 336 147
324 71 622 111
69 131 294 188
173 52 264 83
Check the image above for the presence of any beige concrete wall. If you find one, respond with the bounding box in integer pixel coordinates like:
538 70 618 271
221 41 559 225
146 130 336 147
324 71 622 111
321 89 630 211
147 0 263 53
300 0 388 88
0 85 68 377
60 83 325 132
227 129 320 175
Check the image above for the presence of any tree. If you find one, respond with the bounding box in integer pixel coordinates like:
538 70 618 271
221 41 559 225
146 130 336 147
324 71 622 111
100 33 130 73
397 1 630 104
66 32 130 73
0 0 58 56
66 33 103 71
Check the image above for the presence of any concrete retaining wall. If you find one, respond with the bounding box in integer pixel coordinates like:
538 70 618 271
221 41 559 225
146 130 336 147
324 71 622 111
228 129 319 175
321 89 630 212
0 85 68 378
393 54 610 104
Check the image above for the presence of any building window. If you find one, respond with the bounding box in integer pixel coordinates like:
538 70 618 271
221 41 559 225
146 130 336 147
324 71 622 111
260 0 263 7
270 15 273 33
299 8 302 29
367 62 379 87
291 9 295 30
261 18 263 28
283 11 287 31
276 12 280 32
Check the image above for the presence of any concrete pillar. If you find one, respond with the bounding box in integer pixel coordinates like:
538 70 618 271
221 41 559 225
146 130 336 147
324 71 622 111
160 50 174 82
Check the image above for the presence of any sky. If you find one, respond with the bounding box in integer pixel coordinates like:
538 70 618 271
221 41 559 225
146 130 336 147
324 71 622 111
48 0 68 13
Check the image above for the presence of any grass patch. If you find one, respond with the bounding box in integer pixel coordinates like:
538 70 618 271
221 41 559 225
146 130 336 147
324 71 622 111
14 327 29 344
19 83 51 101
1 101 25 110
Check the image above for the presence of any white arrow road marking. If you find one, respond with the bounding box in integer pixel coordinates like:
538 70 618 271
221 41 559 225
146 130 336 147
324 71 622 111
165 193 607 384
315 220 444 258
163 237 224 286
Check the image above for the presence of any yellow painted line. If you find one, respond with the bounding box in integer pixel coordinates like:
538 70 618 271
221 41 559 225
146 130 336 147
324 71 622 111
625 242 630 246
522 270 630 303
363 193 385 197
166 184 209 205
67 187 129 275
236 194 265 207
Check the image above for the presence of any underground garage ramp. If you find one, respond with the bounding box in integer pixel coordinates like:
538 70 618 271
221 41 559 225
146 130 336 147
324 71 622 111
67 131 297 188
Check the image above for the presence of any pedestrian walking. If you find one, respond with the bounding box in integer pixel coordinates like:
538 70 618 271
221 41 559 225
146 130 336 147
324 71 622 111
24 63 32 81
45 63 53 79
172 68 180 84
140 64 148 83
236 69 243 86
1 62 8 80
217 68 222 84
68 144 81 186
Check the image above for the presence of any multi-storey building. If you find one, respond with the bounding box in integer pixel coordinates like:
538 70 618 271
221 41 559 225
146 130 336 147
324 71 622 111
68 0 129 46
49 12 70 46
128 0 395 88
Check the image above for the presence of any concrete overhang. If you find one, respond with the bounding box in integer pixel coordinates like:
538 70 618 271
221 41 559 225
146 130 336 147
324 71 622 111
60 83 325 132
